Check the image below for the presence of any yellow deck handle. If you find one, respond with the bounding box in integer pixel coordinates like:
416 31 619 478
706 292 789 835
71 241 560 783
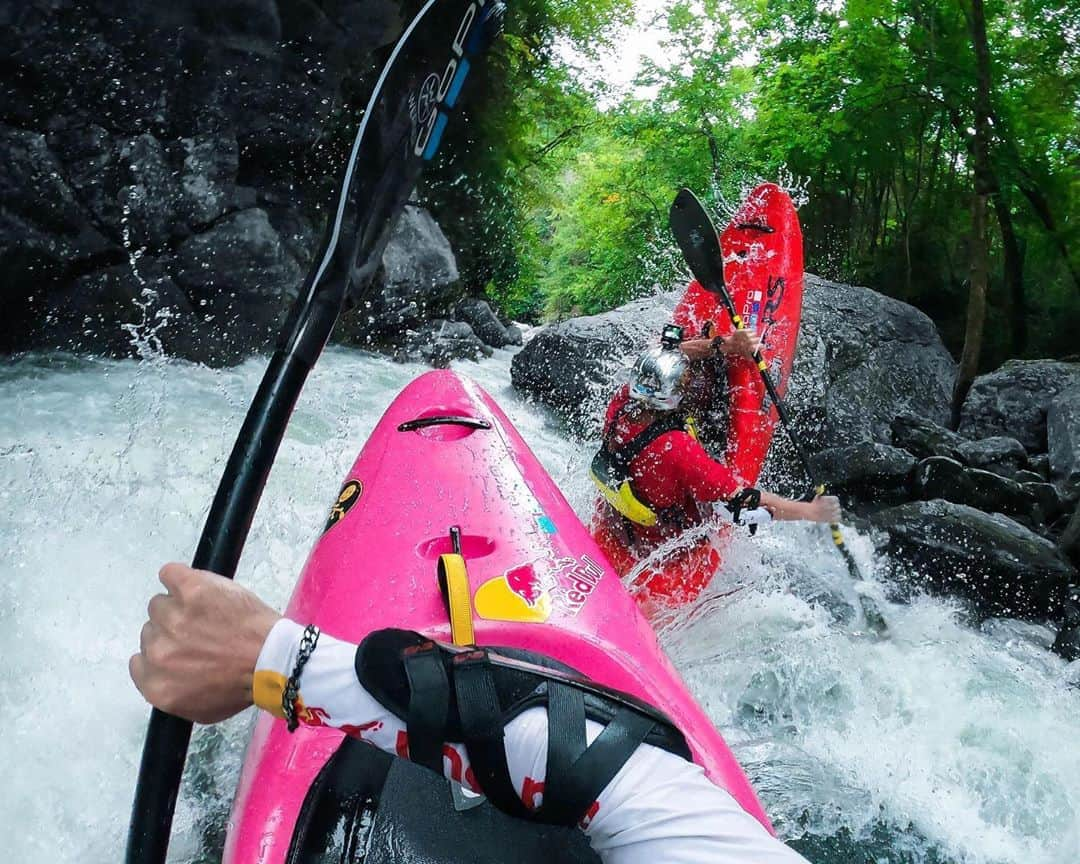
438 553 475 646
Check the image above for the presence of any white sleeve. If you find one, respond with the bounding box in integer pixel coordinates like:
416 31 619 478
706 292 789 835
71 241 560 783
254 619 808 864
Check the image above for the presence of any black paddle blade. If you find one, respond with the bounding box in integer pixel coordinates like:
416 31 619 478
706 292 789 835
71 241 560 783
668 187 727 297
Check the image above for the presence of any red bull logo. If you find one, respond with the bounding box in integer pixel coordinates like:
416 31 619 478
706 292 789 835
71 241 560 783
475 563 552 623
505 563 543 605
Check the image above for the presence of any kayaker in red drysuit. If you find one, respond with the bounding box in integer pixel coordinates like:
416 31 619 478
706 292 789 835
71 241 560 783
131 563 810 864
590 333 839 598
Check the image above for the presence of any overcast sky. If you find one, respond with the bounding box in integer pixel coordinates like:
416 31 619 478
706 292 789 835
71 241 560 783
555 0 671 103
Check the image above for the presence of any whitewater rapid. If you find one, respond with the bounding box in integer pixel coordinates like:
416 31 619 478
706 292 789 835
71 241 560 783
1 346 1078 863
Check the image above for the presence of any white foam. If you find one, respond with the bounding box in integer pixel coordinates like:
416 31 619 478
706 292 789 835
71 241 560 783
1 348 1077 863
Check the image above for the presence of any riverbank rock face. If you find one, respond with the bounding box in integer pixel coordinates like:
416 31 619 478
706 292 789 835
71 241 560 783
510 293 678 431
870 500 1076 620
959 360 1080 452
0 1 479 366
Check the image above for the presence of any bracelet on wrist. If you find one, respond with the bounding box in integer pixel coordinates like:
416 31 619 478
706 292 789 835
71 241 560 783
282 624 320 732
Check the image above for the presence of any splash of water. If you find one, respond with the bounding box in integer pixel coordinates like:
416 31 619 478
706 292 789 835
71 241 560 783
1 347 1077 864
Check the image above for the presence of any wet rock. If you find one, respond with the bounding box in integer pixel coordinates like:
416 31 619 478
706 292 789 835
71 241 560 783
174 208 303 363
955 436 1028 479
512 275 955 442
0 124 112 267
959 359 1080 451
787 276 956 450
397 319 489 367
178 134 240 228
890 412 967 461
47 123 122 234
454 297 516 348
810 443 915 506
510 293 678 431
1047 385 1080 497
1 0 429 364
336 206 461 347
43 260 208 362
1061 505 1080 568
1030 453 1051 479
116 134 181 249
1023 482 1067 526
504 323 524 347
913 457 1038 521
1014 470 1045 485
1052 587 1080 662
870 500 1076 620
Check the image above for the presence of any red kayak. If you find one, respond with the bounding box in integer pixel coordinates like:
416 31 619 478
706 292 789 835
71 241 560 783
594 183 804 607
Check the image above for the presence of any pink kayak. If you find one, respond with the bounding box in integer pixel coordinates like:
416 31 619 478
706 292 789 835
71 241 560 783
224 370 771 863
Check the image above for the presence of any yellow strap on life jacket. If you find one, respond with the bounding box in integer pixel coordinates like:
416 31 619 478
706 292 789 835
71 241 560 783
589 468 660 526
591 414 699 527
438 553 475 645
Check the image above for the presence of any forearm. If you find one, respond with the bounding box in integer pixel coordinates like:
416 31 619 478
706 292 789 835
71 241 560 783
758 490 815 521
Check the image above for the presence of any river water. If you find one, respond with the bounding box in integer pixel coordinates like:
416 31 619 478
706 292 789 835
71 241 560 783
1 345 1078 863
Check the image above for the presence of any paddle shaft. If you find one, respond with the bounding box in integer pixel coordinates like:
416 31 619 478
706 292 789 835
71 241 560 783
126 256 347 862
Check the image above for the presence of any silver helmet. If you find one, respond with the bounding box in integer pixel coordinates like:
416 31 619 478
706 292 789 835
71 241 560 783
629 345 689 411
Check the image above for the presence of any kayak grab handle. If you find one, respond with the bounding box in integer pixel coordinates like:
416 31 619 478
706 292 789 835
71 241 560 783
398 415 492 432
735 222 775 233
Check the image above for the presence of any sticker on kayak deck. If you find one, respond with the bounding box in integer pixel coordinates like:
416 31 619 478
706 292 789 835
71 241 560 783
475 555 605 622
476 564 552 623
323 480 363 533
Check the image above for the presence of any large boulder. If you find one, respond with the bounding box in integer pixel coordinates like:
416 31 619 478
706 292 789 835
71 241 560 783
787 276 956 450
335 206 461 349
870 500 1076 621
511 293 678 431
511 275 956 443
959 359 1080 452
1047 385 1080 497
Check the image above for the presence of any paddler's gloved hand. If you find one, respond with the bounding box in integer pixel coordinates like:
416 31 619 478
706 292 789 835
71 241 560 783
129 563 282 724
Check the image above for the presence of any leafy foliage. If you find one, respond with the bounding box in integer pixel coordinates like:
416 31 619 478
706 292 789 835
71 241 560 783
438 0 1080 366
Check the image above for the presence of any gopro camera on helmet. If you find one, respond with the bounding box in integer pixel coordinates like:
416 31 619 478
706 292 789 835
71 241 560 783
660 324 684 349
